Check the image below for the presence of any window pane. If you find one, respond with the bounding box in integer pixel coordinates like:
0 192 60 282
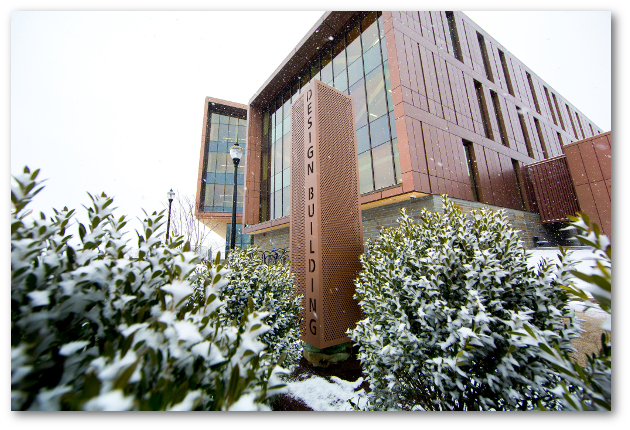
229 116 238 126
218 140 228 154
392 138 402 183
215 173 226 185
219 123 229 145
363 42 382 75
228 124 237 143
321 49 333 84
214 184 224 212
283 115 291 135
369 114 390 148
274 139 283 173
223 185 233 211
282 186 290 217
219 114 229 124
206 151 217 173
274 172 282 192
204 183 215 207
216 152 228 174
333 71 348 93
275 188 283 218
226 172 234 186
383 60 393 112
346 23 362 65
333 38 346 76
358 150 374 194
237 185 243 212
349 79 368 129
205 172 215 183
365 67 388 121
380 33 388 61
283 167 290 188
347 57 364 87
208 141 218 152
238 125 247 144
211 112 220 124
270 191 275 220
283 133 291 169
239 118 247 127
361 12 379 51
310 57 320 81
372 142 395 190
356 125 370 154
209 124 219 141
389 112 397 139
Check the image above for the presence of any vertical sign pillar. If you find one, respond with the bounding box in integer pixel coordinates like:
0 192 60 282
290 80 363 350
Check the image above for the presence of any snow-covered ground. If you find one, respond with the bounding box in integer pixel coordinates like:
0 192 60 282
282 248 605 411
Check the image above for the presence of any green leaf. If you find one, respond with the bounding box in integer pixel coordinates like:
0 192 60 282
113 358 139 390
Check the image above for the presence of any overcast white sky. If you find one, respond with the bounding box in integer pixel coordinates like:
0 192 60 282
9 7 613 244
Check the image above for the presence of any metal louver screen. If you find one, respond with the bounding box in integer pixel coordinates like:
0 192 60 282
290 80 363 349
290 93 307 336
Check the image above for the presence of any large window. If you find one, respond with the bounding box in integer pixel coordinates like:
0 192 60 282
225 223 252 257
260 11 401 222
202 111 246 212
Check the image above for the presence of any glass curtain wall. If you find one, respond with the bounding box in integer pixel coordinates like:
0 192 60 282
225 223 252 257
259 11 401 223
202 111 247 213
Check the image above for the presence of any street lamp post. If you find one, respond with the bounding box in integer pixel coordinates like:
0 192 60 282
229 143 243 251
166 189 175 242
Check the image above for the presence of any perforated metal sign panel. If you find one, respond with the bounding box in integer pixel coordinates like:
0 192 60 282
290 80 363 349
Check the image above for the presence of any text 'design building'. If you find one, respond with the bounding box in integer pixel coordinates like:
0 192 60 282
290 80 363 349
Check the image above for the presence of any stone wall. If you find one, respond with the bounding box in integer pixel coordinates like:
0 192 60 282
251 195 554 253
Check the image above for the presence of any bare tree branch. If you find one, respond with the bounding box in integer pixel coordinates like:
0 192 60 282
163 191 221 257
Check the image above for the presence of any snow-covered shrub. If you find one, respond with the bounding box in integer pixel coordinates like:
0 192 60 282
191 247 302 369
524 213 611 410
11 167 286 410
350 196 580 410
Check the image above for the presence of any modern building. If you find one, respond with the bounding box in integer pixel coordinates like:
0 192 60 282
195 97 252 256
197 11 608 252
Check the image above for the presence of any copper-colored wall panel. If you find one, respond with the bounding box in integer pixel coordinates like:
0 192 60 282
590 180 611 236
574 183 602 227
593 135 611 180
526 156 580 223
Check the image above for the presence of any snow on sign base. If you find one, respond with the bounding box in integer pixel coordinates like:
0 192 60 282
290 80 363 349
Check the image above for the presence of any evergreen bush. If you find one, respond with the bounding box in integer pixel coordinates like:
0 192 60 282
191 247 302 369
350 196 580 410
11 167 286 410
523 213 611 410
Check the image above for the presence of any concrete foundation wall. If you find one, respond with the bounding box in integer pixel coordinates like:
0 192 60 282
252 194 553 253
